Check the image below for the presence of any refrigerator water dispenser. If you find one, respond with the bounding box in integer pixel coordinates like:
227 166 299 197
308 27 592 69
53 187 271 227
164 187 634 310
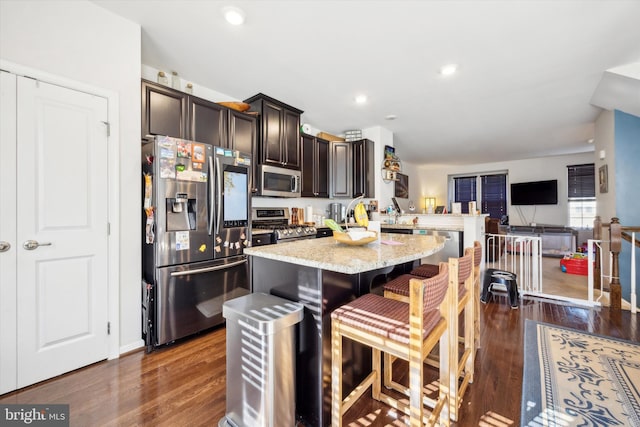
166 195 197 231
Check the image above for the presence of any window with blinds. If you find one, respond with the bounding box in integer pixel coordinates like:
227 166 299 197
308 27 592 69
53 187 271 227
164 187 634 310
567 164 595 198
481 174 507 219
454 176 476 213
567 163 595 228
451 173 507 217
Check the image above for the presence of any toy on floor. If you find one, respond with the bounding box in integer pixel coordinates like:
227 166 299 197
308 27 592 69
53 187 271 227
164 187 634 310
560 252 589 276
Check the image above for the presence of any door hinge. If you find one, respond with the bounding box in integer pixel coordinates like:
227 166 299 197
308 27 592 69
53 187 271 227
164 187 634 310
107 322 111 335
102 121 110 137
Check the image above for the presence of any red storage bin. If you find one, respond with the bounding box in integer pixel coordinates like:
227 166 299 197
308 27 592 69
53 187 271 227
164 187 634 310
560 256 589 276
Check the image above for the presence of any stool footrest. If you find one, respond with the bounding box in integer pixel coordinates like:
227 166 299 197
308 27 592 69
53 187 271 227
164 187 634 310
341 371 377 415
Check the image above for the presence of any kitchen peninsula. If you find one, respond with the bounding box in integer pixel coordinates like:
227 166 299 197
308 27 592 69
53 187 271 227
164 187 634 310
244 233 445 427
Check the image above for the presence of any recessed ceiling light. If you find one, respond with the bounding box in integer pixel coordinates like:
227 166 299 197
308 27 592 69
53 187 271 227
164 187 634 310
385 114 397 120
439 64 458 76
223 6 245 25
587 138 595 144
355 94 367 104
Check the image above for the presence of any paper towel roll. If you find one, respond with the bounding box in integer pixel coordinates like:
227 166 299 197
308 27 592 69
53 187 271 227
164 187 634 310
368 221 381 241
306 206 313 223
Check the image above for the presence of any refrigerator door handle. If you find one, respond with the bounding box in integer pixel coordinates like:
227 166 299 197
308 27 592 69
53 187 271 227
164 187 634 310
216 156 222 229
208 155 214 235
170 258 247 277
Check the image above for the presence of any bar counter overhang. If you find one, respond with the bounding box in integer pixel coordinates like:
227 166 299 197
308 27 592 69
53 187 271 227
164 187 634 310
244 233 445 427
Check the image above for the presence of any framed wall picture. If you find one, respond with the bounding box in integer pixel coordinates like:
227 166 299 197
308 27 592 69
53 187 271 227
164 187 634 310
384 145 395 160
599 164 608 193
394 173 408 198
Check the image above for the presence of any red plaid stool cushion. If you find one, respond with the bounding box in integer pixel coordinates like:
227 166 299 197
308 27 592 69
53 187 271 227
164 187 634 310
410 263 440 278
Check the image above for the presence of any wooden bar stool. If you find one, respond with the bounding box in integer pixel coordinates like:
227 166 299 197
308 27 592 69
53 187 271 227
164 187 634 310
406 241 483 352
410 241 481 281
470 241 482 352
331 265 452 427
383 250 475 422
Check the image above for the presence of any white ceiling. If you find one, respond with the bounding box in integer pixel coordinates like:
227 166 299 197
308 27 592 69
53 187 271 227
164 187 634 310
93 0 640 165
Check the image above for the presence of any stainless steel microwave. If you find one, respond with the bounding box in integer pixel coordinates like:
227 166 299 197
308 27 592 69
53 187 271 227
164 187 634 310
258 164 301 197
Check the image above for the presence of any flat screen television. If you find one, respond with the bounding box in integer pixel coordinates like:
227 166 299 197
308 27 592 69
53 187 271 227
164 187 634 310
510 179 558 205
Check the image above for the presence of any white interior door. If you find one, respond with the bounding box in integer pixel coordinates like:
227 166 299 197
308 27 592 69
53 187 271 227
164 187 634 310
0 71 19 394
4 75 110 390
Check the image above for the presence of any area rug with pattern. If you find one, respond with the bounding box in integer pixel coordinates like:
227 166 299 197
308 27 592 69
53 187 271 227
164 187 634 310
521 320 640 426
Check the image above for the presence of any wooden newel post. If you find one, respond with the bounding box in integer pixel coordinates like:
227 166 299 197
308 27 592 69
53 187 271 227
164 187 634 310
593 216 602 291
609 217 622 310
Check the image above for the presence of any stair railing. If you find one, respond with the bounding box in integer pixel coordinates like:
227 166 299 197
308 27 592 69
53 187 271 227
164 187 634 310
592 216 639 313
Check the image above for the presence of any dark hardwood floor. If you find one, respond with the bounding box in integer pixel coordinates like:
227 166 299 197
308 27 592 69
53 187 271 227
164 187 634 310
1 294 638 426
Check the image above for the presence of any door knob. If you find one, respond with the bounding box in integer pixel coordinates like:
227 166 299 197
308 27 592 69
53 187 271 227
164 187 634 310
22 240 52 250
0 241 10 252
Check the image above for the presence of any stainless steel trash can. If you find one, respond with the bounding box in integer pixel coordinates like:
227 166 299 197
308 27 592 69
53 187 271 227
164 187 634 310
219 293 303 427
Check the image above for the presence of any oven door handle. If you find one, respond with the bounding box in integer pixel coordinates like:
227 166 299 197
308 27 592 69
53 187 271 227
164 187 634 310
170 259 246 277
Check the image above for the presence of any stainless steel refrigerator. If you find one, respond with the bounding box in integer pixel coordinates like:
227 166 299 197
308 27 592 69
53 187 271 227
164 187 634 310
142 136 252 348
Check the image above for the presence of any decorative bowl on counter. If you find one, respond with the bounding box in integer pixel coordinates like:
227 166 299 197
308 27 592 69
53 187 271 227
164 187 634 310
333 230 377 246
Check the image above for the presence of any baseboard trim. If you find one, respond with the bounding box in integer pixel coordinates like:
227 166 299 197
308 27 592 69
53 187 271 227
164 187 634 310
116 339 145 359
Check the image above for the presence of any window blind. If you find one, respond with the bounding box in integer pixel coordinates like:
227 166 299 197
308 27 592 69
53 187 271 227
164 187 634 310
454 176 476 213
567 164 595 199
481 174 507 218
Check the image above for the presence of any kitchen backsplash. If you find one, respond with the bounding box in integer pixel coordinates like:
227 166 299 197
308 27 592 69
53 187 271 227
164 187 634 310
252 196 380 224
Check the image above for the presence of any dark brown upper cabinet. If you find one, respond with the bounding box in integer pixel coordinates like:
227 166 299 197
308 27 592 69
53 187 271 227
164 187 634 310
301 134 329 198
142 80 188 140
330 141 352 198
229 110 257 156
189 96 227 148
141 79 257 191
244 93 303 170
142 80 256 147
352 139 375 198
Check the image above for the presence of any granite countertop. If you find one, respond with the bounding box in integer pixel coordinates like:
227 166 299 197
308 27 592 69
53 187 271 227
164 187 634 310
244 233 445 274
316 223 464 232
380 223 465 232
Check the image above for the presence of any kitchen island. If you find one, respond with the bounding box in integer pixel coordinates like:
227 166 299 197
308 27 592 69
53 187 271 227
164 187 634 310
244 233 445 427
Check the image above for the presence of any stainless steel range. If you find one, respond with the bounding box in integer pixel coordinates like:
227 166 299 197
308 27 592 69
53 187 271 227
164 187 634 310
252 207 317 243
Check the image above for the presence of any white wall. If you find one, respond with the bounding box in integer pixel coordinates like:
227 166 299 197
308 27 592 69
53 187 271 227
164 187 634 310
404 152 595 226
0 0 142 352
363 126 394 217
